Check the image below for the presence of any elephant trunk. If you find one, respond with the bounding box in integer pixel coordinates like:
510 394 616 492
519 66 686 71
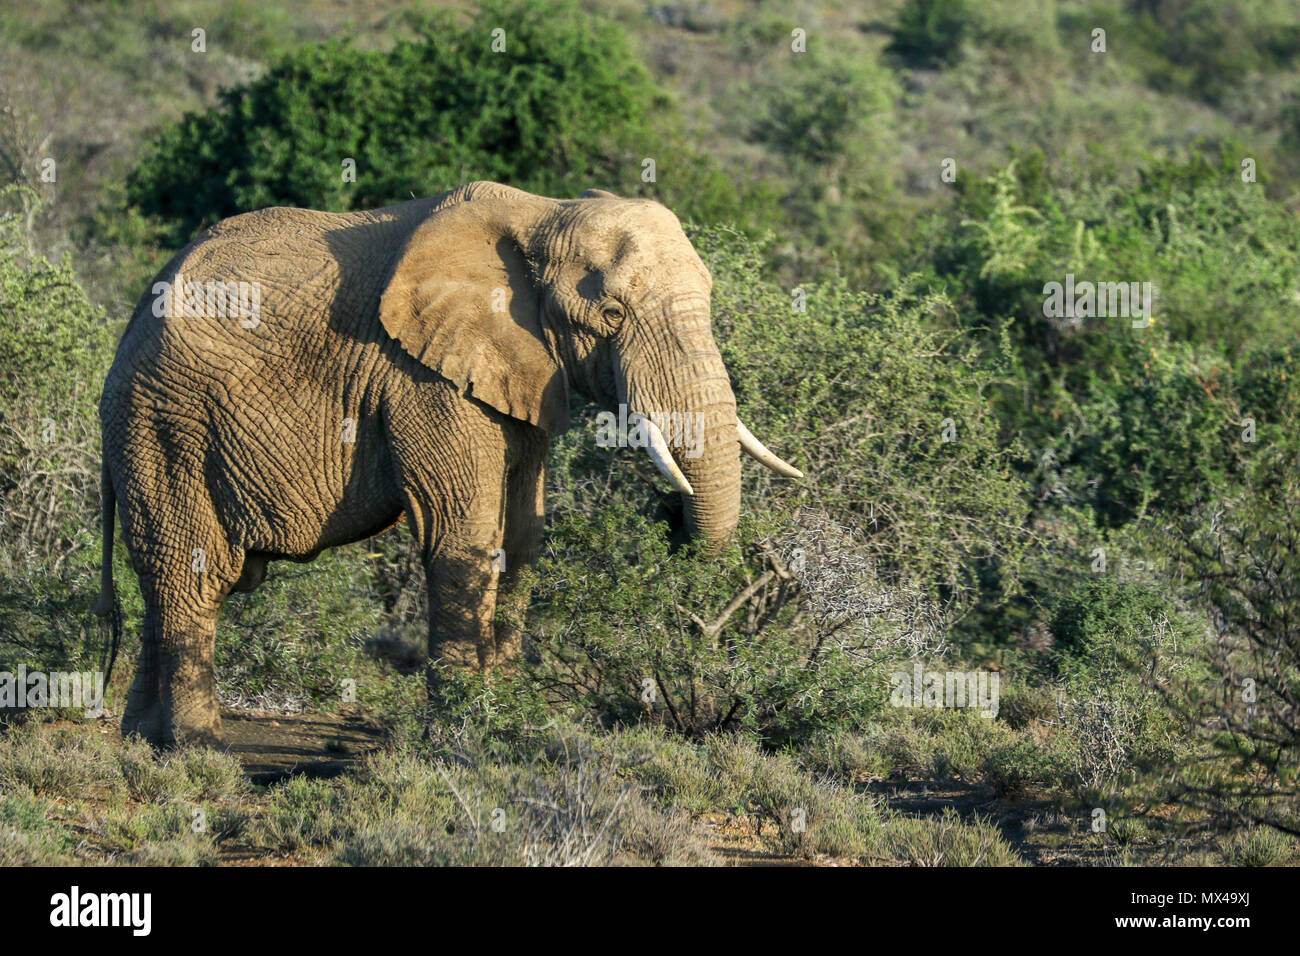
621 299 741 553
677 396 742 553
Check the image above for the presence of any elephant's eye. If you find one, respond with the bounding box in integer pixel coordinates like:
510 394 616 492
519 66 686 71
601 302 625 322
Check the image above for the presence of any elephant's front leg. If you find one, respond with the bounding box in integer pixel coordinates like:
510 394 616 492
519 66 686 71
425 536 504 671
493 450 547 671
418 459 508 674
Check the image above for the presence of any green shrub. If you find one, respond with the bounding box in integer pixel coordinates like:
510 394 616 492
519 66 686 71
914 151 1290 527
1075 346 1241 526
517 506 893 740
215 546 387 712
703 226 1030 604
0 186 127 710
1127 0 1300 106
0 187 110 568
928 149 1300 360
743 48 901 274
126 0 746 243
889 0 1061 69
750 56 895 169
889 0 973 67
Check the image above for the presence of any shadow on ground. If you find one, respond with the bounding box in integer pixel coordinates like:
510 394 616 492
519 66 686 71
221 709 384 786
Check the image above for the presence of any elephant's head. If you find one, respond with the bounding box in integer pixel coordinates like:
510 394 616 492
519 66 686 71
379 181 802 551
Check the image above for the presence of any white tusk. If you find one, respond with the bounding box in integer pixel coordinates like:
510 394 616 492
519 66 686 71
737 420 804 479
633 413 694 496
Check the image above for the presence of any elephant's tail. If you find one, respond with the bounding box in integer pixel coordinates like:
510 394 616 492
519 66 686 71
92 458 122 685
92 457 115 617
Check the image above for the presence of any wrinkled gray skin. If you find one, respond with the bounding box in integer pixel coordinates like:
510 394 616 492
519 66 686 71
95 182 788 748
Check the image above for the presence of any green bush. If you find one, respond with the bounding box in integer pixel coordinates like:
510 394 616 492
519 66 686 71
215 546 389 712
0 187 111 567
889 0 973 67
1236 345 1300 429
750 57 895 168
1127 0 1300 106
126 0 749 243
517 506 890 741
889 0 1061 69
702 226 1030 604
1074 344 1241 526
913 151 1290 527
922 149 1300 360
0 187 128 708
743 48 901 275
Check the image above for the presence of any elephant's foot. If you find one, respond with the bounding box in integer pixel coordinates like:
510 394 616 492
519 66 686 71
121 662 166 745
123 700 223 749
430 637 487 671
122 662 224 749
161 674 225 749
167 722 225 750
121 698 165 746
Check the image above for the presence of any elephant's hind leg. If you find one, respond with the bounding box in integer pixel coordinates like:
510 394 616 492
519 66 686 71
124 596 224 748
121 545 241 748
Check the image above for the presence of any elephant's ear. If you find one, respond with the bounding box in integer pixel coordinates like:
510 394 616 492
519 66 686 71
379 198 569 434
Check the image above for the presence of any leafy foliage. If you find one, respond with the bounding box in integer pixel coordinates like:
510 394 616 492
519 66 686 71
127 0 746 243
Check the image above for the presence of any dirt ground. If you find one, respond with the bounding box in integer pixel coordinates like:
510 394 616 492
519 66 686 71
221 710 385 786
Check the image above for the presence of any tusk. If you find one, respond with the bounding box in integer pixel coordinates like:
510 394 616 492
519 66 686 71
737 420 804 479
633 413 694 496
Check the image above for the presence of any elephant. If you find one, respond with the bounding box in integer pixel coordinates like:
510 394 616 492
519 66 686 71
93 181 803 747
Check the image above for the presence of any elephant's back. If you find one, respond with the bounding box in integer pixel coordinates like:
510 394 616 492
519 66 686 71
105 200 442 398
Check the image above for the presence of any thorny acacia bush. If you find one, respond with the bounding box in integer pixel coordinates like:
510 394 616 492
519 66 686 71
702 226 1030 608
504 228 1029 742
1146 436 1300 838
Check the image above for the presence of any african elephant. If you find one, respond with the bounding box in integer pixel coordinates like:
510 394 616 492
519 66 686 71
94 181 802 747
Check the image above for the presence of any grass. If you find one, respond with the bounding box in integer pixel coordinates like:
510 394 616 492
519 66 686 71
6 709 1285 866
0 717 1027 866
